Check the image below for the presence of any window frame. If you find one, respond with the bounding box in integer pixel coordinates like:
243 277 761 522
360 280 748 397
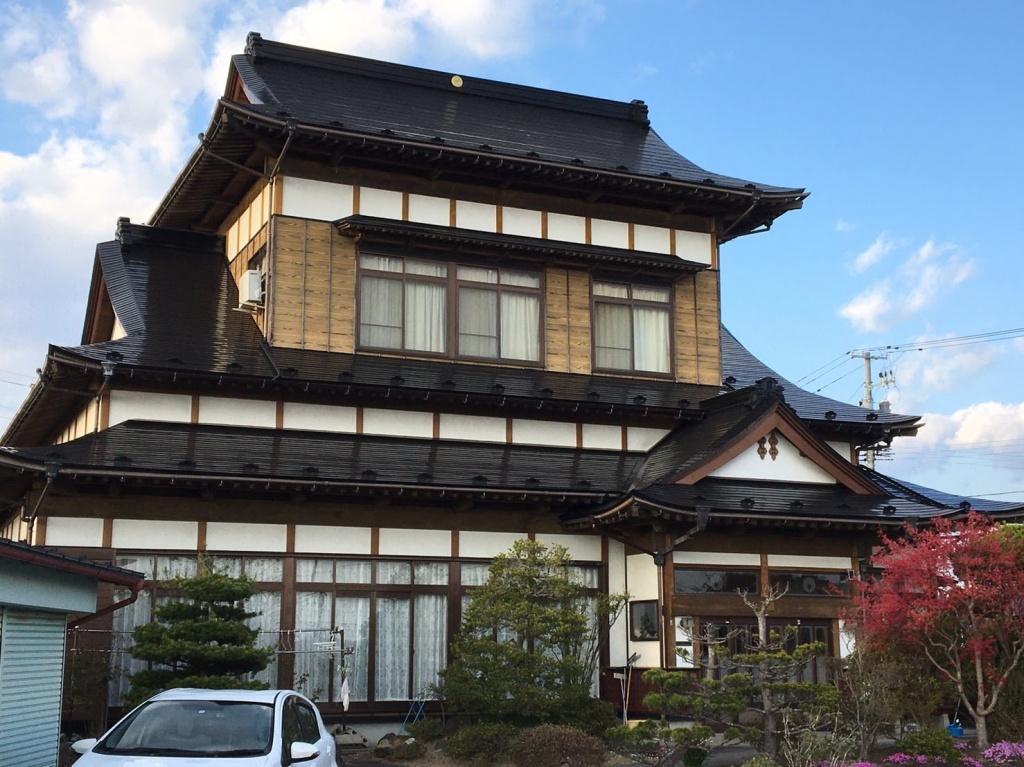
356 252 545 366
628 599 660 641
591 278 674 377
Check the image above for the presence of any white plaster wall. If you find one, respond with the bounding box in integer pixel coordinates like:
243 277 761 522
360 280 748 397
502 207 542 238
199 397 277 428
766 554 854 570
439 414 506 443
45 517 104 548
281 178 354 220
512 419 576 447
827 440 854 463
534 533 601 562
455 200 496 232
112 520 197 550
282 403 357 433
108 391 192 426
581 423 622 450
607 539 628 666
634 224 671 254
626 553 662 667
362 408 433 438
459 531 526 558
626 553 659 600
546 212 586 243
590 219 629 249
675 230 713 265
206 522 287 552
379 528 451 557
676 551 761 566
359 187 403 219
294 525 372 554
408 194 450 226
708 436 837 483
626 427 669 451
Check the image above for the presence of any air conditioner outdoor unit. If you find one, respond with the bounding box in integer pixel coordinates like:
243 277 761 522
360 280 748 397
238 269 263 309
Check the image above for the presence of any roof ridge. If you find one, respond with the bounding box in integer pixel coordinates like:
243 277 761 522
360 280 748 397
244 32 651 125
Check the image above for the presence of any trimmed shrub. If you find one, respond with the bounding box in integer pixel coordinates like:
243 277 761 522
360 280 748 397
406 717 445 742
553 695 618 737
509 724 606 767
899 728 961 762
387 738 427 761
739 756 782 767
444 722 516 765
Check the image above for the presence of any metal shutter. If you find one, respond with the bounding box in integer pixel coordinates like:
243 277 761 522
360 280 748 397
0 608 67 767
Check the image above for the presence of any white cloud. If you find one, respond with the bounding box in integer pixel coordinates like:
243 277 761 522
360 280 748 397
838 238 975 332
886 340 1002 412
850 232 894 273
834 219 855 233
913 402 1024 453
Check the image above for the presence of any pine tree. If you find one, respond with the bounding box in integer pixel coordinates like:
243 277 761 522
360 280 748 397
126 562 274 707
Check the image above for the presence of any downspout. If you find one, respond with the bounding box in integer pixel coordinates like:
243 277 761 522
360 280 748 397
21 461 61 542
68 578 147 629
264 119 298 349
718 192 761 243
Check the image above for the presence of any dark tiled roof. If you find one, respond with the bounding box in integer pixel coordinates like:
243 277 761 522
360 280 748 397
152 36 806 235
236 35 800 196
863 468 1024 515
635 478 949 524
721 326 919 430
0 537 144 585
12 421 640 496
336 216 707 273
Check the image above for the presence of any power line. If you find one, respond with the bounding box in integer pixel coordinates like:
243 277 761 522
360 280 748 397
852 327 1024 354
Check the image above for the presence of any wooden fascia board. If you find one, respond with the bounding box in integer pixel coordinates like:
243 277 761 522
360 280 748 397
673 405 882 495
81 255 108 345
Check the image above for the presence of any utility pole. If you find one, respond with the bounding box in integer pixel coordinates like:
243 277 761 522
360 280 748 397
853 351 893 470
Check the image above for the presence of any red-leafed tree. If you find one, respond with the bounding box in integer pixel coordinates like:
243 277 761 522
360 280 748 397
849 513 1024 748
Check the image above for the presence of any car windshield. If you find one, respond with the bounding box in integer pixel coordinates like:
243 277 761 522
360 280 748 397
96 699 274 756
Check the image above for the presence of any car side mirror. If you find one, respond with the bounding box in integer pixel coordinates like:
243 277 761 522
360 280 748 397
71 738 98 755
289 742 320 763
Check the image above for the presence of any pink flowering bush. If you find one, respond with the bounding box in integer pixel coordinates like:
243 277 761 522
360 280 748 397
983 743 1024 764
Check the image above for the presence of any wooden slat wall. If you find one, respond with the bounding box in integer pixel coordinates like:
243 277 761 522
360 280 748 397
693 270 721 386
265 213 719 382
565 270 592 374
544 268 570 372
269 216 356 352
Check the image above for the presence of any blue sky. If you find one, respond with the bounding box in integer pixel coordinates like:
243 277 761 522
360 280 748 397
1 1 1021 501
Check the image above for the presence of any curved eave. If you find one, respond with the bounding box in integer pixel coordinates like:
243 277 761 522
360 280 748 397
151 101 807 236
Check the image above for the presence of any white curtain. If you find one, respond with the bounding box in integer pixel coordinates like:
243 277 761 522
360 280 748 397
594 303 631 369
501 292 540 361
297 559 335 583
458 287 498 357
293 592 334 702
412 594 447 698
633 306 670 373
375 597 411 700
360 277 402 348
245 591 281 688
405 282 446 352
335 596 370 702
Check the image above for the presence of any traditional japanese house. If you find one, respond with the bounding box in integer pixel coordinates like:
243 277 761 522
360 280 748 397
2 34 1021 726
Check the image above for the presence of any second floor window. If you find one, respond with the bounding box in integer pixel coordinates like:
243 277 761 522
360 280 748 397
358 255 541 362
593 281 671 374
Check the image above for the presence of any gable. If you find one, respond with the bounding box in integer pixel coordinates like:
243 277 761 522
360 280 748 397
708 429 838 484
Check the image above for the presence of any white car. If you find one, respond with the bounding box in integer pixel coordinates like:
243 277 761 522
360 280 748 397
71 688 337 766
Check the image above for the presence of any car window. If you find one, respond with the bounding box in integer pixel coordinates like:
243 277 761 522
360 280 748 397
96 699 273 756
295 700 321 743
282 701 304 749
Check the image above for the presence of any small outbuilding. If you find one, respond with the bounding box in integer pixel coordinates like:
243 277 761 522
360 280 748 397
0 538 143 767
